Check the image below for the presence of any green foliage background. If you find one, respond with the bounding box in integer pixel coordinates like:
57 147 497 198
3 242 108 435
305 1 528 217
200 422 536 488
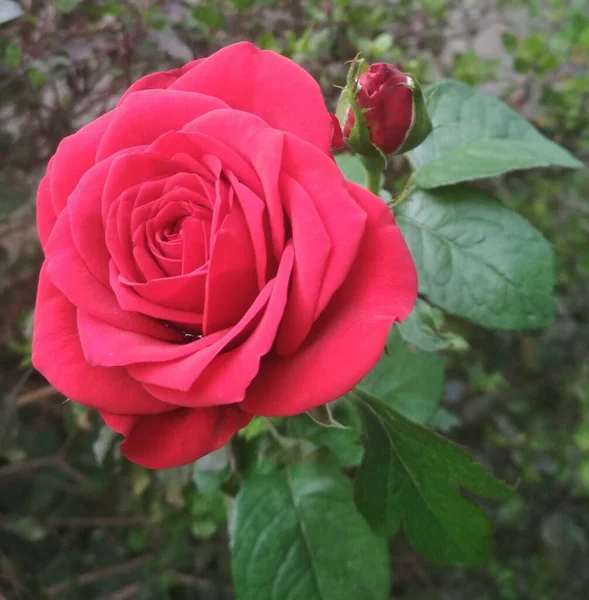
1 0 588 598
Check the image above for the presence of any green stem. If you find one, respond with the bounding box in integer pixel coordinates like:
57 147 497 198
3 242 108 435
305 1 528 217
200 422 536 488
360 154 385 195
365 168 382 195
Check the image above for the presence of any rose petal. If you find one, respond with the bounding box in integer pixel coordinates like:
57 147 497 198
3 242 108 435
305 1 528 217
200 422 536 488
32 265 173 414
143 243 294 407
183 110 285 260
100 405 251 469
97 90 228 161
120 266 207 313
170 42 332 152
67 147 146 285
204 201 258 335
36 171 56 249
150 130 263 198
45 209 180 341
330 113 346 149
77 310 227 367
110 261 204 327
231 180 269 290
49 112 113 216
117 59 204 104
275 133 367 355
127 277 275 393
241 182 417 416
274 173 331 355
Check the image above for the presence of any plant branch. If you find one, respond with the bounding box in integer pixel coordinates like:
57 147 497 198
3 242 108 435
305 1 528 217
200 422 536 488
16 384 60 407
44 555 154 598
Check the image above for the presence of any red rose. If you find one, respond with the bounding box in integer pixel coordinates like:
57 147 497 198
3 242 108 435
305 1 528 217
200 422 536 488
341 62 432 155
33 42 417 469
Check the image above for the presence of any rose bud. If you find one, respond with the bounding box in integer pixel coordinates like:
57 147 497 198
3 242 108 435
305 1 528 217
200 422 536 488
336 59 432 157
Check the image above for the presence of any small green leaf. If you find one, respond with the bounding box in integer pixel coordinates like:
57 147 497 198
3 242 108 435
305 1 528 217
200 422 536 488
353 329 444 424
352 391 514 566
237 416 269 441
191 6 224 27
286 399 363 467
397 297 457 352
410 80 582 188
231 462 390 600
396 186 555 329
306 403 347 429
4 43 22 68
55 0 84 13
428 407 460 432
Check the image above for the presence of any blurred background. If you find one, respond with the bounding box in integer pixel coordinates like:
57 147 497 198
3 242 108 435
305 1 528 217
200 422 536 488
1 0 588 598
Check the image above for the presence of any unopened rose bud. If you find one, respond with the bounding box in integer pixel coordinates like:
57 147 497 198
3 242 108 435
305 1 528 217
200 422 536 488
336 60 432 157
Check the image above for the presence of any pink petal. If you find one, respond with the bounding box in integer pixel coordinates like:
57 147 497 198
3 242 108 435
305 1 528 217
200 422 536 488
127 278 275 393
241 182 417 416
142 243 294 407
77 310 227 367
170 42 332 152
45 209 180 341
204 202 258 335
109 261 204 327
182 110 285 260
117 59 204 104
32 265 173 415
97 90 227 161
102 405 251 469
36 171 56 249
275 133 367 355
49 112 113 216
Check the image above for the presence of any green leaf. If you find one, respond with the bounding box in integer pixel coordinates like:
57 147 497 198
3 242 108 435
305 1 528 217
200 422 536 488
286 400 364 467
336 153 366 186
397 297 456 352
428 407 460 432
237 416 269 441
353 330 444 424
306 403 347 429
55 0 84 13
4 44 22 68
191 6 224 27
410 80 582 188
352 391 514 566
396 186 554 329
231 462 390 600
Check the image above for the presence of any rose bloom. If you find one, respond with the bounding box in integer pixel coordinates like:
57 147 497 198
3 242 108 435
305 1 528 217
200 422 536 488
33 42 417 469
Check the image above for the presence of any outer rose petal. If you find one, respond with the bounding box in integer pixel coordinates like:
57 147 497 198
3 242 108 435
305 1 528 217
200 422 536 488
170 42 333 153
36 171 56 249
49 112 113 216
100 406 251 469
240 182 417 416
117 59 204 103
330 114 346 149
97 90 228 161
32 265 173 414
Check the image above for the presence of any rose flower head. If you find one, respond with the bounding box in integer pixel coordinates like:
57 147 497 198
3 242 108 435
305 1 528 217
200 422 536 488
33 42 417 469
